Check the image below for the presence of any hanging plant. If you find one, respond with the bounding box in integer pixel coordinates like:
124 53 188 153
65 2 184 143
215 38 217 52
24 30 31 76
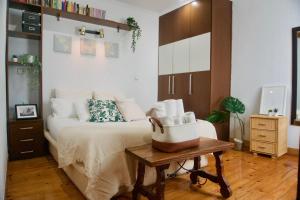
18 54 41 88
127 17 142 52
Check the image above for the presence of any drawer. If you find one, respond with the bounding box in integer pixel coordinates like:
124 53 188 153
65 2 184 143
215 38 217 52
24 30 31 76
22 22 41 34
10 122 43 140
252 129 276 143
252 141 275 155
22 11 41 24
251 118 276 130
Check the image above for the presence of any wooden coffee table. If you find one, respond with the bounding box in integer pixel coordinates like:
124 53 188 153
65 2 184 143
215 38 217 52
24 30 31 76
125 137 234 200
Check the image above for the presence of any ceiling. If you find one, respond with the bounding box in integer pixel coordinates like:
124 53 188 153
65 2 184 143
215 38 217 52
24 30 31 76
116 0 193 13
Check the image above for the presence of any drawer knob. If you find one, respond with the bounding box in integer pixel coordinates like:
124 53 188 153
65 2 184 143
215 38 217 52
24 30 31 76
19 138 34 142
258 123 266 126
19 127 34 130
258 146 266 149
20 150 34 154
258 135 266 138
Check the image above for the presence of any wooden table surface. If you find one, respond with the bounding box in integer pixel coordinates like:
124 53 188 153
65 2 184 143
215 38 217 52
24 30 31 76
125 137 234 167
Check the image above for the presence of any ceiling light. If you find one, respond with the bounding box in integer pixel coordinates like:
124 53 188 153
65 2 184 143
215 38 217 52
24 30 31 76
191 1 199 6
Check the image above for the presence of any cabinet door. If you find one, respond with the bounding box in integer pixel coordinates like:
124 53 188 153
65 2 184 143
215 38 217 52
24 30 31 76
189 33 211 72
159 12 175 46
173 4 191 42
159 44 173 75
190 0 212 37
173 39 189 74
187 71 211 119
172 73 190 112
158 75 173 101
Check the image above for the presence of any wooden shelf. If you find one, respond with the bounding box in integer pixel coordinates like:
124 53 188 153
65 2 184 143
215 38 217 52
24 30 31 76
9 1 41 12
43 7 130 31
8 31 41 40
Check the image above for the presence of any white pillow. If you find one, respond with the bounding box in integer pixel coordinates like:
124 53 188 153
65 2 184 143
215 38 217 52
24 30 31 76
74 99 90 122
116 99 146 122
55 89 92 99
50 98 76 118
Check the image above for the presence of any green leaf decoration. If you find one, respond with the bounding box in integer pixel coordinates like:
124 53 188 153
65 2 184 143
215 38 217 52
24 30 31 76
127 17 142 53
206 110 229 123
221 97 245 114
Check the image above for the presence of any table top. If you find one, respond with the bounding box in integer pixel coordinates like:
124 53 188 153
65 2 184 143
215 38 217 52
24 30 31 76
125 137 234 167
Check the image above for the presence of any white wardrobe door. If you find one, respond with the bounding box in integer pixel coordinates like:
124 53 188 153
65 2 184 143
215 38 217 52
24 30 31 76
173 38 189 74
159 43 173 75
189 32 211 72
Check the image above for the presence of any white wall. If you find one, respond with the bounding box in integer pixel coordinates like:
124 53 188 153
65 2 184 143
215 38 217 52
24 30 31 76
0 0 7 199
232 0 300 148
43 0 159 118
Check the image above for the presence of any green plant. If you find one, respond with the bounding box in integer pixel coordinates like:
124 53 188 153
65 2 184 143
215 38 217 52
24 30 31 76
127 17 141 52
206 96 245 140
18 54 41 88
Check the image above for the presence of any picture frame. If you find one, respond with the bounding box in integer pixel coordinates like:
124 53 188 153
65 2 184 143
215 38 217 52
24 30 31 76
15 104 38 120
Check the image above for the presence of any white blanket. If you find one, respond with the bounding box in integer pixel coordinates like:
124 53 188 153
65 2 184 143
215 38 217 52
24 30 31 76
57 120 217 200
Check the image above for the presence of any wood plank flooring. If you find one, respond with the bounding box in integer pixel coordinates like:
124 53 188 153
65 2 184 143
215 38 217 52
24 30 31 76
5 151 298 200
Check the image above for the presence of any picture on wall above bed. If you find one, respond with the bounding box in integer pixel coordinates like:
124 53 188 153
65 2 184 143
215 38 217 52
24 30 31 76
80 38 96 56
105 42 119 58
53 34 72 54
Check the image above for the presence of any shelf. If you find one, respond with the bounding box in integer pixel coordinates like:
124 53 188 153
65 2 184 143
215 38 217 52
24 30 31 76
9 1 41 12
43 7 130 31
7 61 35 67
8 31 41 40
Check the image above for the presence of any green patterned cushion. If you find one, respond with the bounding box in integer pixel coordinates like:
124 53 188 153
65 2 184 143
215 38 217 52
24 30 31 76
88 99 125 123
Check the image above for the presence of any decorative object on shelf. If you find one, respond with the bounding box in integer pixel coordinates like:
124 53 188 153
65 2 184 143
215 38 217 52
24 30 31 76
80 38 96 56
268 109 273 116
260 85 287 116
127 17 141 52
8 24 17 31
17 54 41 88
104 42 119 58
12 55 18 62
78 26 104 38
206 96 245 150
53 34 72 54
15 104 38 120
273 108 279 116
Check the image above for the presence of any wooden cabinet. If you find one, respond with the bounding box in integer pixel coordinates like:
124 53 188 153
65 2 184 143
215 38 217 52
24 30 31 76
158 75 173 101
190 0 212 37
250 115 288 158
173 39 190 74
159 44 173 75
8 119 46 160
173 4 191 42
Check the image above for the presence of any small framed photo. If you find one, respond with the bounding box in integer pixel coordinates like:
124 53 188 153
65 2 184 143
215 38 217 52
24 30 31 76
15 104 38 120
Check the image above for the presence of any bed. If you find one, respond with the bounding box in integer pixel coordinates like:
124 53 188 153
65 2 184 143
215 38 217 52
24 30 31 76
45 115 217 200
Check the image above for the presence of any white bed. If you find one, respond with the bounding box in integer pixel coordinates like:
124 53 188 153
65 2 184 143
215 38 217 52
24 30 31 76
45 115 217 200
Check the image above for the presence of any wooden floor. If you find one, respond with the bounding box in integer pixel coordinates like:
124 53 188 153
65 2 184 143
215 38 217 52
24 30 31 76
5 150 298 200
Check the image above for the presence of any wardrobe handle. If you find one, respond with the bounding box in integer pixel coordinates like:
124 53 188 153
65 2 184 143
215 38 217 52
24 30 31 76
189 74 192 95
168 76 171 95
172 76 175 95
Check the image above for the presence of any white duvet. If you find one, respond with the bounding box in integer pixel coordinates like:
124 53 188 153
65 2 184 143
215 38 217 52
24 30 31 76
55 119 217 200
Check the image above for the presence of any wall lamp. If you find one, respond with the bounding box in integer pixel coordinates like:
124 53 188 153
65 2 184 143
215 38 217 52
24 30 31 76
79 26 104 38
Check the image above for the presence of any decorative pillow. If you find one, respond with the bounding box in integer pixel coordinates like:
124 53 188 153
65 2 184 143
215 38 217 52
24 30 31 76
88 99 125 123
74 99 90 122
50 98 76 118
116 99 147 122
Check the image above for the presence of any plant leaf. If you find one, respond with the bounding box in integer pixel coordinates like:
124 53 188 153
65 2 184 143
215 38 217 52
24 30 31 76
206 110 229 123
221 97 245 114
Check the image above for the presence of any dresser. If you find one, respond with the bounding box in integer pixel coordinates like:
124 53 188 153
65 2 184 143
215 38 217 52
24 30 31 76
8 119 46 160
250 115 288 158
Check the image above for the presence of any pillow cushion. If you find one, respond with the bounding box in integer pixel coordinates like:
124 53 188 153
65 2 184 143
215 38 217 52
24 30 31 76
74 99 90 122
116 99 146 122
50 98 76 118
88 99 125 123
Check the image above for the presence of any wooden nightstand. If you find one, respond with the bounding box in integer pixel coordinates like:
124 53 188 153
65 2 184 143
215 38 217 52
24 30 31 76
8 119 47 160
250 115 288 158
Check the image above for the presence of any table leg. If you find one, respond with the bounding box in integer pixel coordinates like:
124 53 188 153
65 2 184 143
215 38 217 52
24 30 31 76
132 162 145 200
213 151 232 198
154 164 170 200
190 156 201 184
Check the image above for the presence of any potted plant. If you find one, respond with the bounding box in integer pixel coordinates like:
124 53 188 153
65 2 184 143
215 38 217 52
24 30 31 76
268 109 273 116
18 54 41 88
273 108 279 116
12 55 18 62
127 17 141 52
206 96 245 150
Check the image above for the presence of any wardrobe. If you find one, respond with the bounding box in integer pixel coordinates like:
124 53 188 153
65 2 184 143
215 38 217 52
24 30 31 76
158 0 232 141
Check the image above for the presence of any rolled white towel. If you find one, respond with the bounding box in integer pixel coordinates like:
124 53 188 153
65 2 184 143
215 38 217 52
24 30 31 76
176 99 185 116
164 99 178 117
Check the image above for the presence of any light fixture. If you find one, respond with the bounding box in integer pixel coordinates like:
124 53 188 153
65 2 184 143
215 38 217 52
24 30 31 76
78 26 104 38
191 1 199 6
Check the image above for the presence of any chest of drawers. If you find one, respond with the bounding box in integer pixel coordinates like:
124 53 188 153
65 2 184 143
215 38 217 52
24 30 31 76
250 115 288 158
8 119 46 160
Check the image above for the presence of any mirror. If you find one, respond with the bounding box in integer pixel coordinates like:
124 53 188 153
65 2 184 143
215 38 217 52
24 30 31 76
291 27 300 125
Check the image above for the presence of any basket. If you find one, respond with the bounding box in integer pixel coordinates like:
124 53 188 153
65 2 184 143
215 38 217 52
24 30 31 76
149 117 200 153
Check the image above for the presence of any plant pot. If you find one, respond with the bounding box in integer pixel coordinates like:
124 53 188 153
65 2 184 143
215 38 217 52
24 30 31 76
27 55 34 63
234 138 243 151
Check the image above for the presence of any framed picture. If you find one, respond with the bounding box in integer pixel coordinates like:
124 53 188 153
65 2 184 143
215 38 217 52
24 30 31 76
80 38 96 56
53 34 72 54
15 104 38 120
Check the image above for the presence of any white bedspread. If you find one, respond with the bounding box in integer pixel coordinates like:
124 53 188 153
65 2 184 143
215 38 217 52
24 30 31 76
56 119 217 200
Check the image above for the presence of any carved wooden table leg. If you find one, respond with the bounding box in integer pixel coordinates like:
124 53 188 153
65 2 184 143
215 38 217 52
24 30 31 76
190 156 201 184
132 162 145 200
213 151 232 198
154 164 170 200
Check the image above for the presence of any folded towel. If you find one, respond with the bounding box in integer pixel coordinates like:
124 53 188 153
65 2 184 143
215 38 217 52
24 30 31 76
164 99 178 117
176 99 185 116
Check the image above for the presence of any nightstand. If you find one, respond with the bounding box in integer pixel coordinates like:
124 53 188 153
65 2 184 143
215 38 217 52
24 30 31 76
8 119 47 160
250 115 288 158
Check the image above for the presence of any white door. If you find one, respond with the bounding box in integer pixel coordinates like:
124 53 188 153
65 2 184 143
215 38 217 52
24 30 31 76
159 44 173 75
173 38 189 74
189 32 211 72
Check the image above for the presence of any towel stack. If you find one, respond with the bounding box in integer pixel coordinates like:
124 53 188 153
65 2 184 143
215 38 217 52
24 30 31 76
150 99 196 126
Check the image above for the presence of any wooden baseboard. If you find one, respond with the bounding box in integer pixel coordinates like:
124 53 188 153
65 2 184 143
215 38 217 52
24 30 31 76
287 147 299 156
